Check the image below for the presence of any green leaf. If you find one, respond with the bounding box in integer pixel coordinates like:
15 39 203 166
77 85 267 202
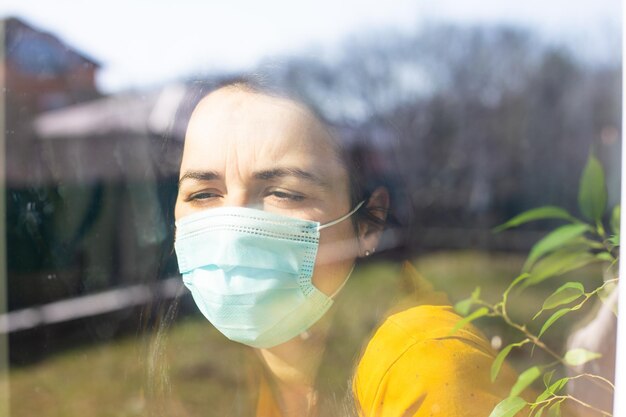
488 396 527 417
448 307 488 336
533 403 550 417
535 378 569 403
598 280 618 316
611 205 620 235
491 340 530 382
564 348 602 366
454 299 473 316
471 286 481 300
578 154 607 222
504 273 531 301
542 369 555 388
538 308 572 338
526 249 601 286
608 235 620 246
510 366 542 397
541 282 584 311
582 237 606 249
493 206 577 233
524 224 590 271
550 378 568 394
492 345 514 383
547 400 563 417
455 287 482 316
509 273 531 289
596 252 613 262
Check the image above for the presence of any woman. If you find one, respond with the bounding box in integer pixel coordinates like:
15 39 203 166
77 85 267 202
168 78 522 417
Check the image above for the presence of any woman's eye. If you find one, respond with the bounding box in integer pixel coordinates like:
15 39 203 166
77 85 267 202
187 192 222 201
267 190 305 202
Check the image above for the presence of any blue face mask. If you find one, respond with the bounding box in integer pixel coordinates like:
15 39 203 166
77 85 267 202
174 202 364 349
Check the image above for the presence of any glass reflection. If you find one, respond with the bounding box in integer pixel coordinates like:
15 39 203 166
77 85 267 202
0 7 621 417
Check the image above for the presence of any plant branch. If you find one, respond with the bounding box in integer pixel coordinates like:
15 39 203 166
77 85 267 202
565 395 613 416
482 287 616 395
567 373 615 390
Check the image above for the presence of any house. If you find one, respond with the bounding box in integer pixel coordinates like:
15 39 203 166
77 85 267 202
2 16 102 186
3 16 100 114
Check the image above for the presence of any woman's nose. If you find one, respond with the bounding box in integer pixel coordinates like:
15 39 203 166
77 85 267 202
222 191 259 209
222 192 247 208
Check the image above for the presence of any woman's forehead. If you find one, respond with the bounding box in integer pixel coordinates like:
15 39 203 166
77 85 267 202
188 88 331 142
182 88 344 170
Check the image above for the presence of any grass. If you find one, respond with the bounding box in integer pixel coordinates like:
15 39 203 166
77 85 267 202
7 250 608 416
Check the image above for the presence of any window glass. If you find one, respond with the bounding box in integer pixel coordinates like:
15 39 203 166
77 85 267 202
0 3 621 417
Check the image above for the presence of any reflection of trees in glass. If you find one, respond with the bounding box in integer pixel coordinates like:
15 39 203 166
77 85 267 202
5 21 620 370
250 25 620 248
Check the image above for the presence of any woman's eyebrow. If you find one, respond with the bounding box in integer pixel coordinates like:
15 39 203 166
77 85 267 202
253 168 328 187
178 170 221 186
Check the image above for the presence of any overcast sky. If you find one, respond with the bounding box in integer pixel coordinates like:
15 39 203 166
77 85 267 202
0 0 621 92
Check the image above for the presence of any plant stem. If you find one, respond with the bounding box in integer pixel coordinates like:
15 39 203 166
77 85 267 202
568 373 615 390
492 286 616 394
531 395 612 417
498 308 563 364
565 395 612 416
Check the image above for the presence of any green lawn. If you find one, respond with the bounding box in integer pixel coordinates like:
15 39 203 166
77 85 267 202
8 250 607 416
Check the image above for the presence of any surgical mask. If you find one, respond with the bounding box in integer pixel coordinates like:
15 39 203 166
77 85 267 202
174 201 364 349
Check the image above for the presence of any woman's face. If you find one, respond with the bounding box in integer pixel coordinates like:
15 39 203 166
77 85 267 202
175 87 360 296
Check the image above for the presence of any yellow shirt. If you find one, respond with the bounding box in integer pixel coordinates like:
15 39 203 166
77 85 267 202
256 262 525 417
353 262 524 417
353 304 522 417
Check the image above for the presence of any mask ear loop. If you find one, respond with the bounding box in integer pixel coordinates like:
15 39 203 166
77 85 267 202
330 263 355 299
318 200 365 230
300 204 365 342
315 201 365 300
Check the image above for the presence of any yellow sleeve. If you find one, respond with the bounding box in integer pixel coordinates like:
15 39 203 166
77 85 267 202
353 305 525 417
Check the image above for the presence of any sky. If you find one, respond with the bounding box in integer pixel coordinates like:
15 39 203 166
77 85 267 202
0 0 621 93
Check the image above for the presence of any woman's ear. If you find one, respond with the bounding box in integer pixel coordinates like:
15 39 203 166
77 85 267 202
357 186 390 257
